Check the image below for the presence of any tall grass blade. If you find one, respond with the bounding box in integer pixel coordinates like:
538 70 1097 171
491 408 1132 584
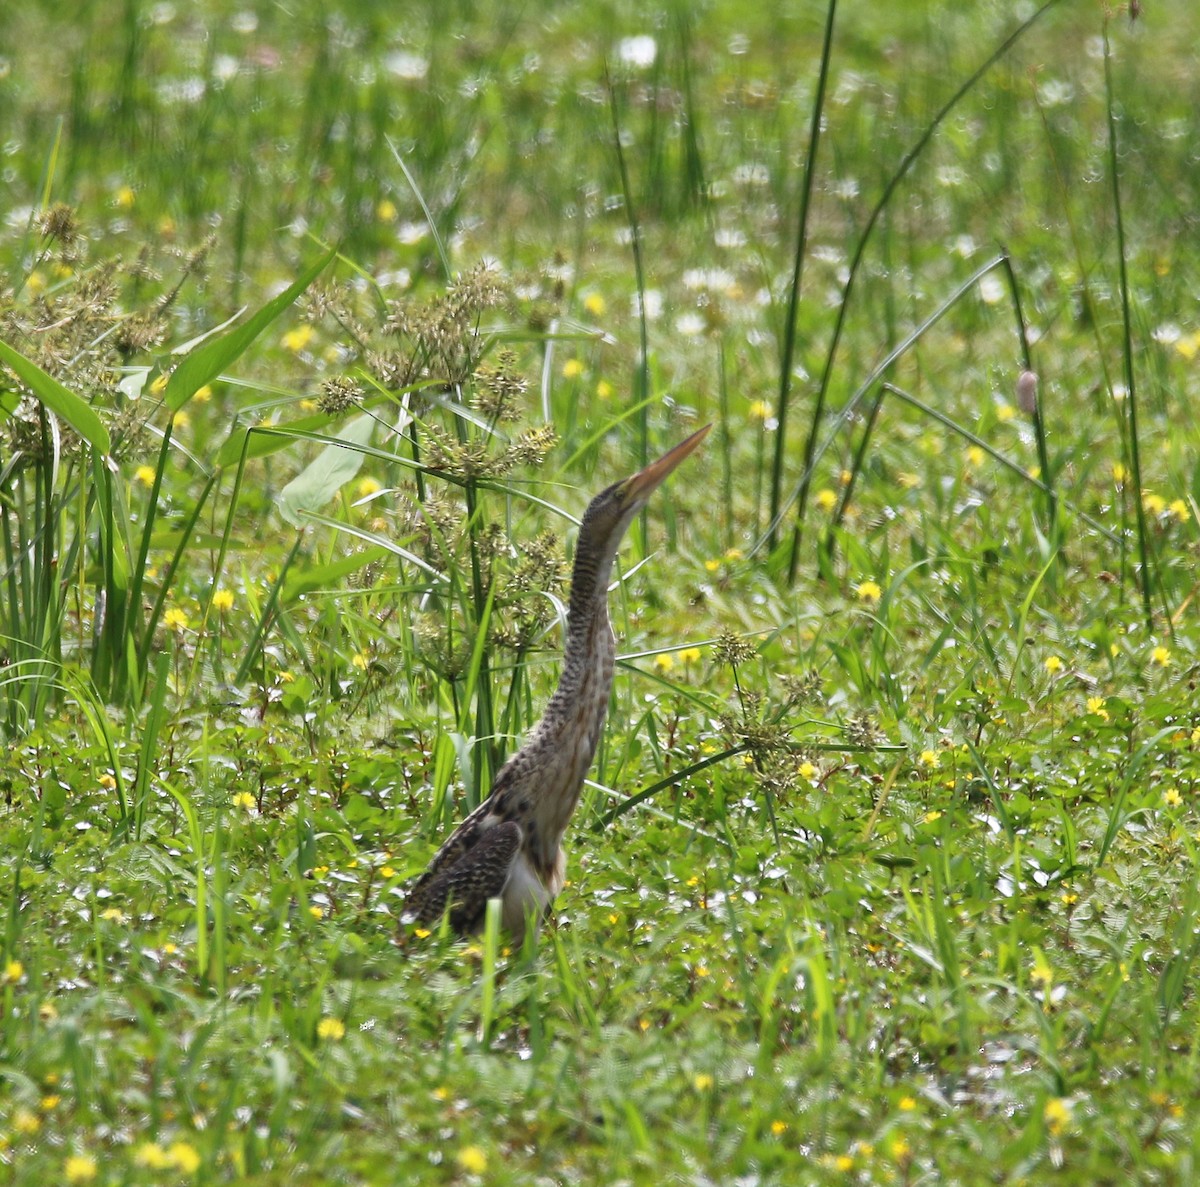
766 0 837 551
131 648 171 840
0 341 110 454
606 69 650 480
1102 23 1154 632
785 0 1065 582
478 897 502 1048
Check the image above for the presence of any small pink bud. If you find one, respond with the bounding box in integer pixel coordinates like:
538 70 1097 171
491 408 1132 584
1017 370 1038 415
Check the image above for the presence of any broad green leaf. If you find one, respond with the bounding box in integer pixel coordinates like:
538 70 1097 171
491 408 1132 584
281 544 392 604
277 414 374 527
216 410 339 469
164 248 334 413
0 338 110 453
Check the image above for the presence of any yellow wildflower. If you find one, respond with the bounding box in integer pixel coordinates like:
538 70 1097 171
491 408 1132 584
232 792 255 810
693 1073 714 1090
168 1142 201 1173
748 399 771 420
1151 646 1171 666
815 488 837 511
1164 787 1183 808
377 199 397 222
356 477 382 498
583 293 606 317
919 750 940 769
1044 1097 1072 1136
1044 655 1063 674
4 960 23 982
678 647 701 664
134 465 157 486
799 761 816 780
596 380 613 400
1169 499 1190 523
456 1147 488 1174
561 358 584 380
316 1017 346 1041
163 607 189 632
65 1155 98 1183
856 580 882 603
653 653 675 673
211 589 234 613
193 384 213 402
114 185 136 209
1176 331 1200 361
135 1143 172 1169
1112 462 1127 483
282 325 314 353
965 445 985 467
308 905 325 920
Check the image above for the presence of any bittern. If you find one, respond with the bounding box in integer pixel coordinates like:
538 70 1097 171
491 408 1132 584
406 424 711 935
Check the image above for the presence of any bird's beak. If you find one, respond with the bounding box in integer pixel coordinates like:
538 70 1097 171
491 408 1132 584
621 424 712 506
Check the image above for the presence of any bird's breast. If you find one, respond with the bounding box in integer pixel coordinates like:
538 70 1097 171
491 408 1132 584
501 847 565 934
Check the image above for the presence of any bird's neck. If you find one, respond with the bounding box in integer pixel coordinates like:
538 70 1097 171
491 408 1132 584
556 540 618 713
517 543 619 861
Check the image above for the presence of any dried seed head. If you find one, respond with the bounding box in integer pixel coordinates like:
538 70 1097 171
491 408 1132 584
318 376 362 416
714 629 756 668
473 349 528 423
845 712 882 748
505 424 558 469
40 203 78 245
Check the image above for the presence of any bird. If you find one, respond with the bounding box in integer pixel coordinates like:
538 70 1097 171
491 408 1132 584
405 424 711 935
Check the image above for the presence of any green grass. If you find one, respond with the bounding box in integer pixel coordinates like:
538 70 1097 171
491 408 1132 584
2 0 1200 1182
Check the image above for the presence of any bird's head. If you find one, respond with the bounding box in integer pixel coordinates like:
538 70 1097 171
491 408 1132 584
577 424 712 557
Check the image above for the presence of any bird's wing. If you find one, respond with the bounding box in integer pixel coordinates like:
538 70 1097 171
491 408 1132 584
406 819 521 933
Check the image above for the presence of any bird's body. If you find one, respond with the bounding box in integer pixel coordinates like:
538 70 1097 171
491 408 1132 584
406 425 710 935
